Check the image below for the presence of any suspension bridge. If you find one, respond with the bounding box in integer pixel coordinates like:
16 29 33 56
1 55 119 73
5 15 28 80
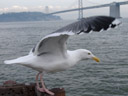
47 0 128 19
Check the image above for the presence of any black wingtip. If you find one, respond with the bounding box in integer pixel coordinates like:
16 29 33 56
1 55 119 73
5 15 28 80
79 16 121 33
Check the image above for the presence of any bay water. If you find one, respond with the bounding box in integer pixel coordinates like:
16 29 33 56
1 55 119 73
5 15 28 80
0 19 128 96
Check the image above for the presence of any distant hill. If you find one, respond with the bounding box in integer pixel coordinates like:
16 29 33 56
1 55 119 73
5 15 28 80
0 12 61 22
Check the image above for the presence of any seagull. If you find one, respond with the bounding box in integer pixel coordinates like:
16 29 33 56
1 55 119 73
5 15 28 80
4 16 121 95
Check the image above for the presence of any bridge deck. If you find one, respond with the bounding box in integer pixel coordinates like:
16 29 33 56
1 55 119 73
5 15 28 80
48 1 128 15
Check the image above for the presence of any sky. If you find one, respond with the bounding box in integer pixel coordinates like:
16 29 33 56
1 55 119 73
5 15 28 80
0 0 128 19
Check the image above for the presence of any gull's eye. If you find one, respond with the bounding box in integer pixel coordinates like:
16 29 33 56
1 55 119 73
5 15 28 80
88 53 91 55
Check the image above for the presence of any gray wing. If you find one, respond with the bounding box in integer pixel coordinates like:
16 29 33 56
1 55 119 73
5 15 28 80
54 16 121 34
32 34 69 57
32 16 121 56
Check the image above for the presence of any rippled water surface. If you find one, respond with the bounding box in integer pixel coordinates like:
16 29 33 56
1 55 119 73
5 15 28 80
0 19 128 96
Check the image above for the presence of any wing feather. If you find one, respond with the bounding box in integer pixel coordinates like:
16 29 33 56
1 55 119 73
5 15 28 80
31 16 121 56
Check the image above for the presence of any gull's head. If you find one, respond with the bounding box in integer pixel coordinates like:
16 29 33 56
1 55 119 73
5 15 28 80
78 49 100 62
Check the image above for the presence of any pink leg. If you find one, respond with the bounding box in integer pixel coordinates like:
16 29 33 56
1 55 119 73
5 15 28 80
40 73 54 96
36 72 45 92
36 72 54 96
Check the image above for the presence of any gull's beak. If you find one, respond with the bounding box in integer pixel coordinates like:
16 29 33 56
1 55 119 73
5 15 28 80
92 56 100 62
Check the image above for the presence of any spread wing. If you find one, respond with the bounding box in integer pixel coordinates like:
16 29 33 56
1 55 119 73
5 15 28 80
32 34 69 57
31 16 121 56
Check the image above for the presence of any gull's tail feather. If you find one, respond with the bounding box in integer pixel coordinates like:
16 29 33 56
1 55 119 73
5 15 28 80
4 55 30 65
4 59 21 64
4 60 15 64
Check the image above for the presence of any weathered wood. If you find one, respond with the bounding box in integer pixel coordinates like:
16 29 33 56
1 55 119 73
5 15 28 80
0 80 66 96
0 80 36 96
35 88 65 96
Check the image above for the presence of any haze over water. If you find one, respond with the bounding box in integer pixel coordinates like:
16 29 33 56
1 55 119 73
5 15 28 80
0 18 128 96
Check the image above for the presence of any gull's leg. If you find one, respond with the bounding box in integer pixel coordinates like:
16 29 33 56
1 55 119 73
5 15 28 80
40 73 54 96
36 72 45 92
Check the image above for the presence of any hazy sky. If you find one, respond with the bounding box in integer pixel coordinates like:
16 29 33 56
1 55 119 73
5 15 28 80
0 0 128 19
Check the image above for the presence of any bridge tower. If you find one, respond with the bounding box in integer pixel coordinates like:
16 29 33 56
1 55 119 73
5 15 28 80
45 6 49 14
78 0 83 20
110 2 120 18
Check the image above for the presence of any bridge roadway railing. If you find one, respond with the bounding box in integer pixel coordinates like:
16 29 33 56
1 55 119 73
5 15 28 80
48 1 128 15
48 3 110 15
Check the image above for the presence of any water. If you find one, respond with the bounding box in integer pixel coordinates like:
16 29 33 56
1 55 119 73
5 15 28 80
0 19 128 96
